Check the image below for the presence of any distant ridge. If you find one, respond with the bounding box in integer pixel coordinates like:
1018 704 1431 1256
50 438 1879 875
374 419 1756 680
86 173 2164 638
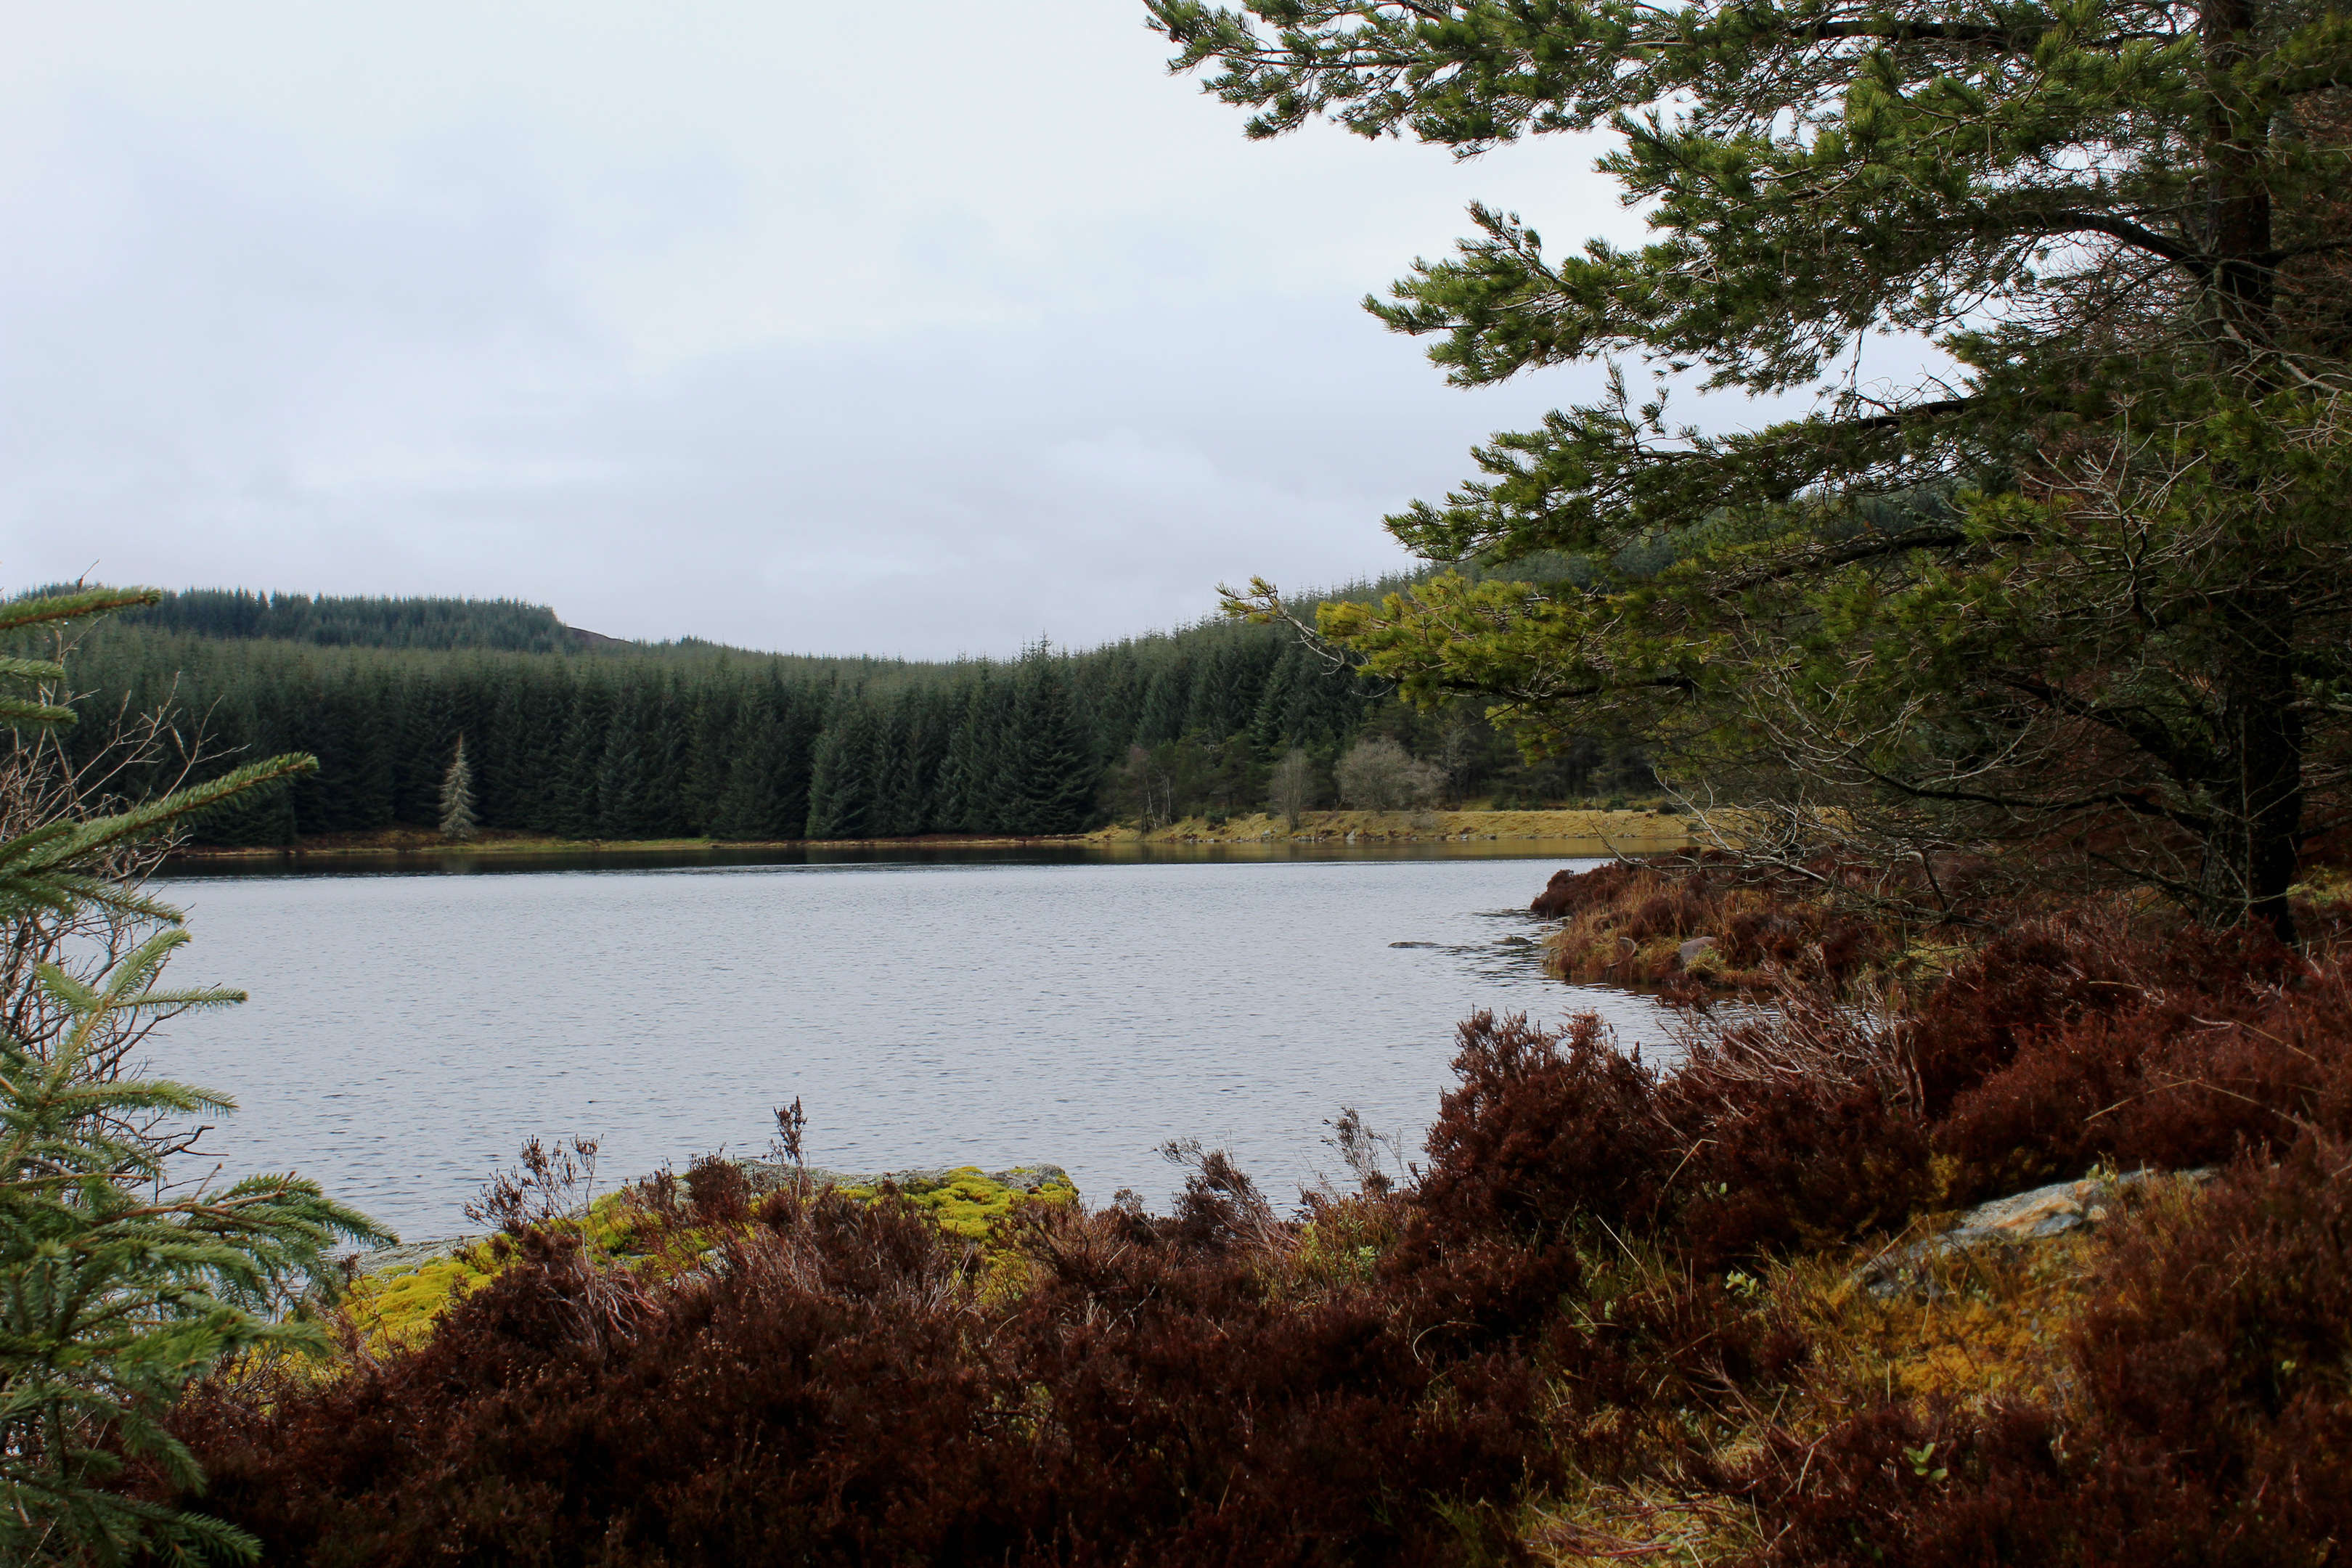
77 588 596 656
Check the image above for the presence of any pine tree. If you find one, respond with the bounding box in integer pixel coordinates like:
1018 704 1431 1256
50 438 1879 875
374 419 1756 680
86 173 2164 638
1167 0 2352 933
439 734 479 841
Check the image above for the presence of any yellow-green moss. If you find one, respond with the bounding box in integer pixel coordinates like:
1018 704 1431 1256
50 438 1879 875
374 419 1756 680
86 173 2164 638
840 1167 1079 1240
341 1241 504 1354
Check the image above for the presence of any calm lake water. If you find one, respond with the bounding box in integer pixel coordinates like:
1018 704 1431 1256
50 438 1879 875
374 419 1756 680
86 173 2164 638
150 849 1669 1242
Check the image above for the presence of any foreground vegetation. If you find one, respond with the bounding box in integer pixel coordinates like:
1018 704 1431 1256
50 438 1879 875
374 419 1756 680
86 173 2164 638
99 862 2352 1564
0 589 385 1565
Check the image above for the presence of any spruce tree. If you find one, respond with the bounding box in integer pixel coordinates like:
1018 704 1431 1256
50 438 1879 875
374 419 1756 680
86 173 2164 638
0 587 386 1563
438 735 479 841
1165 0 2352 932
804 693 878 840
712 703 787 840
1001 647 1098 836
1135 658 1192 748
552 674 613 840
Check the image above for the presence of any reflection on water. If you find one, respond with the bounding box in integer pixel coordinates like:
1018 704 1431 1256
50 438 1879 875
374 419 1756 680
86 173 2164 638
150 853 1669 1241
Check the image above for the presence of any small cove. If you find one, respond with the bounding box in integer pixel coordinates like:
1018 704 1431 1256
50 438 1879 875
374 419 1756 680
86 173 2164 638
150 849 1671 1241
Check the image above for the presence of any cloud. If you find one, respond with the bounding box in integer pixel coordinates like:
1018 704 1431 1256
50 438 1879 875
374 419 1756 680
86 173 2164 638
0 1 1750 658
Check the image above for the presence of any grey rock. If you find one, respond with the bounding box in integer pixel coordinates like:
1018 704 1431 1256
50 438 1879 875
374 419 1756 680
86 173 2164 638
1389 941 1442 949
1677 936 1719 967
1859 1167 2217 1299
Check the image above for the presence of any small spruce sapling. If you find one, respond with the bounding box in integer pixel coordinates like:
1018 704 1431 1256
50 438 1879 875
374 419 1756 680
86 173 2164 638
438 735 478 841
0 586 389 1565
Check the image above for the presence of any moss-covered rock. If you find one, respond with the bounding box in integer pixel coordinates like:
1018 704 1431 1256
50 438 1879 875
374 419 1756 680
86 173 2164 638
339 1162 1078 1351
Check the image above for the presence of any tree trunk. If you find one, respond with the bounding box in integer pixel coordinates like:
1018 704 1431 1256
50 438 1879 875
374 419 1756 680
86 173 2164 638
2205 583 2305 940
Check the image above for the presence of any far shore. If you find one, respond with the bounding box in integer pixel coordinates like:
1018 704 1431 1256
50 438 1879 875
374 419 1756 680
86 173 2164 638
166 807 1699 861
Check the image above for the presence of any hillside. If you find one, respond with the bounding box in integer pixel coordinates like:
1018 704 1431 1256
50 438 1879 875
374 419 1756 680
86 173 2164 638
40 585 1657 848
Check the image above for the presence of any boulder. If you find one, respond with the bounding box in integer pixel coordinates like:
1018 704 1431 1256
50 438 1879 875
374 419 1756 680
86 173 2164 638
1859 1167 2216 1299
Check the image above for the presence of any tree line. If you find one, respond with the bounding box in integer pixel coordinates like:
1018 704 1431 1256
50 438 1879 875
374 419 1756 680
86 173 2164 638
46 596 1656 845
12 605 1434 844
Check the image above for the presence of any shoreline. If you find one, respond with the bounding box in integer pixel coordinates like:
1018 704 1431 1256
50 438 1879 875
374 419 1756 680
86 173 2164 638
168 808 1700 862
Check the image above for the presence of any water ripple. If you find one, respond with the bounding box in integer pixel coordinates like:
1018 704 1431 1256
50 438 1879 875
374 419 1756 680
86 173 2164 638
150 855 1666 1239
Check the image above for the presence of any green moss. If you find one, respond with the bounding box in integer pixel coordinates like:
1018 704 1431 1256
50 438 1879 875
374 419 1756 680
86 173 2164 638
841 1167 1079 1240
343 1241 504 1353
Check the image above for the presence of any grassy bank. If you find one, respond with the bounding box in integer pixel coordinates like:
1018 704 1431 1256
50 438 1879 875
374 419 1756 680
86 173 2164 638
1087 806 1696 849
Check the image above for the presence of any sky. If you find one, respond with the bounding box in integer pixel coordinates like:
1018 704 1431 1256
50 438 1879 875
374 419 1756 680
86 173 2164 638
0 2 1659 658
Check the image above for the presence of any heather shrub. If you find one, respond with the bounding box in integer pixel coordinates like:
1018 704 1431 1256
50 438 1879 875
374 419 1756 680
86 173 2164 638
157 1192 1029 1567
147 1123 1575 1564
1740 1400 2086 1567
2063 1146 2352 1561
1408 1010 1667 1249
1008 1199 1556 1562
1655 980 1935 1264
1530 855 1895 989
1741 1151 2352 1567
1667 1077 1932 1267
1929 918 2351 1197
1898 911 2148 1118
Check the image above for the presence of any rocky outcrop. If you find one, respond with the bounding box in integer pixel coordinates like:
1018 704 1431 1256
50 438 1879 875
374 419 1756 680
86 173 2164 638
1861 1167 2216 1298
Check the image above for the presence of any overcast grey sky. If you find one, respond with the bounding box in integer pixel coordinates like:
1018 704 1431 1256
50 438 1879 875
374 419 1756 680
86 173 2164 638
1 2 1654 658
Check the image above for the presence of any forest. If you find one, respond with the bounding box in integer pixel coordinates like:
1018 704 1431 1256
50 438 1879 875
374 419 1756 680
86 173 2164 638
48 589 1657 846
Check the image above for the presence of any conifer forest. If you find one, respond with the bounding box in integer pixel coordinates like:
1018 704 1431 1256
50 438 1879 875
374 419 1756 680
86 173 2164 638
50 589 1654 846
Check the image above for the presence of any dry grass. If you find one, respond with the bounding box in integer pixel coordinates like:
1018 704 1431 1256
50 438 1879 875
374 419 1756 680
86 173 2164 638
1528 1482 1765 1566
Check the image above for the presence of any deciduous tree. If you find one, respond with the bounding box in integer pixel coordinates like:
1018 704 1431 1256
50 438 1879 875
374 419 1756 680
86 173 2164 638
1336 735 1442 812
